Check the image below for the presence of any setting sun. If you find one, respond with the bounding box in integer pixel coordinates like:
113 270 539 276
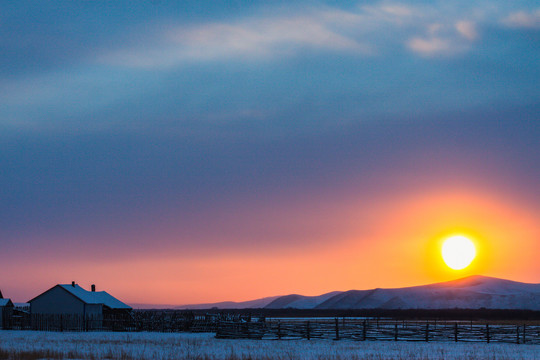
441 235 477 270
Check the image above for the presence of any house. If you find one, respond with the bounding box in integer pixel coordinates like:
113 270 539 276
0 290 14 330
28 282 132 330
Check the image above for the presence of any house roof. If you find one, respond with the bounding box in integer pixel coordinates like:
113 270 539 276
29 284 131 310
59 284 132 310
0 299 13 307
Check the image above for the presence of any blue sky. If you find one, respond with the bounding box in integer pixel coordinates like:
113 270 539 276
1 1 539 303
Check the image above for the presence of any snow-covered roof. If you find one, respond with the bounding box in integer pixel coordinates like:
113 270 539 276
58 284 131 310
27 284 131 310
0 298 13 307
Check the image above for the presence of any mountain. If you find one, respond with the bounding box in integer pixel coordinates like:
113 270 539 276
265 291 341 309
130 303 182 309
178 276 540 310
178 295 281 310
314 276 540 310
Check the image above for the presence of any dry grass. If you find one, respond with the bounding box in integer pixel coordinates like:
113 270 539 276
0 331 538 360
0 348 64 360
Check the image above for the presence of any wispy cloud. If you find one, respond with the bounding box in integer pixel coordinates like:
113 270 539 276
501 9 540 29
407 37 453 56
455 21 478 41
406 19 479 57
98 14 371 68
98 2 493 68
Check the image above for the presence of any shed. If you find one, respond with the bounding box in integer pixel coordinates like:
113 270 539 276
0 298 14 330
28 282 132 330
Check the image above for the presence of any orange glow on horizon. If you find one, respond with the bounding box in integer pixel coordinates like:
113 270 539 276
3 186 539 305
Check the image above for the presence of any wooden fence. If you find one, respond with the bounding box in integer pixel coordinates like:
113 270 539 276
9 311 219 332
6 311 540 345
216 318 540 344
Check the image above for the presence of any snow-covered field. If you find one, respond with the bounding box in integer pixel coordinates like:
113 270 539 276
0 330 539 359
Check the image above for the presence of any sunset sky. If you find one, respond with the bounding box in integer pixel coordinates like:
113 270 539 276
1 1 539 306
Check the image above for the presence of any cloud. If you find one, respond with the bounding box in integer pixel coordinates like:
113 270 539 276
455 21 478 41
99 14 371 68
501 9 540 29
407 37 452 56
379 4 413 17
96 2 443 68
45 2 540 69
168 17 367 55
406 19 478 56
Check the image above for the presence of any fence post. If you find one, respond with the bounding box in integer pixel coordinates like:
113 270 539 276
362 320 367 341
486 324 490 344
454 323 458 342
335 318 340 340
522 325 526 344
306 321 311 341
516 325 520 344
425 323 429 342
394 323 398 341
277 321 282 340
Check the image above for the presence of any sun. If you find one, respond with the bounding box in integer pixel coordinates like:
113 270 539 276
441 235 476 270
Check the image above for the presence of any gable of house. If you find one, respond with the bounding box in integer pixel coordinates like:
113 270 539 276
0 299 13 307
29 285 88 314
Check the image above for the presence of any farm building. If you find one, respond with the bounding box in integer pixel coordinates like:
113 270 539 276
0 291 14 330
28 282 132 330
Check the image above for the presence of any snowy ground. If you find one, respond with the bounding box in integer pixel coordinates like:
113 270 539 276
0 330 539 359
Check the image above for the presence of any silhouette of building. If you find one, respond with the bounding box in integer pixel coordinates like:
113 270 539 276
28 282 131 329
0 290 14 329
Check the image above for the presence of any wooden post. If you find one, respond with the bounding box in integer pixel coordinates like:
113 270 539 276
335 317 340 340
425 323 429 342
277 321 282 340
394 323 398 341
516 325 520 344
486 324 490 344
362 320 367 341
522 325 526 344
454 323 458 342
306 321 311 341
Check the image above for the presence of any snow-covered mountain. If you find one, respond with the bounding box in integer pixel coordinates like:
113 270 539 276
265 291 341 309
314 276 540 310
180 276 540 310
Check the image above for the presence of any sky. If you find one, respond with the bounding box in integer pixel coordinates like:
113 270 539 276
1 1 539 306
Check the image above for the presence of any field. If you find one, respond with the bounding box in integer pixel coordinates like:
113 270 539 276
1 331 539 360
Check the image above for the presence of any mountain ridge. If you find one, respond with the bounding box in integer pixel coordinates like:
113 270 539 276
178 276 540 310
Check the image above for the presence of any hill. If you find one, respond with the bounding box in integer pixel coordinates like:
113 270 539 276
180 276 540 310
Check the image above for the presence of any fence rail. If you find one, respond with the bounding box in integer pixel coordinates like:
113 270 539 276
5 311 540 345
216 318 540 344
9 311 219 332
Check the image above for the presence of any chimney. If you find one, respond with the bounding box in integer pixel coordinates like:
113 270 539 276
0 289 3 298
72 281 75 287
91 284 96 292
